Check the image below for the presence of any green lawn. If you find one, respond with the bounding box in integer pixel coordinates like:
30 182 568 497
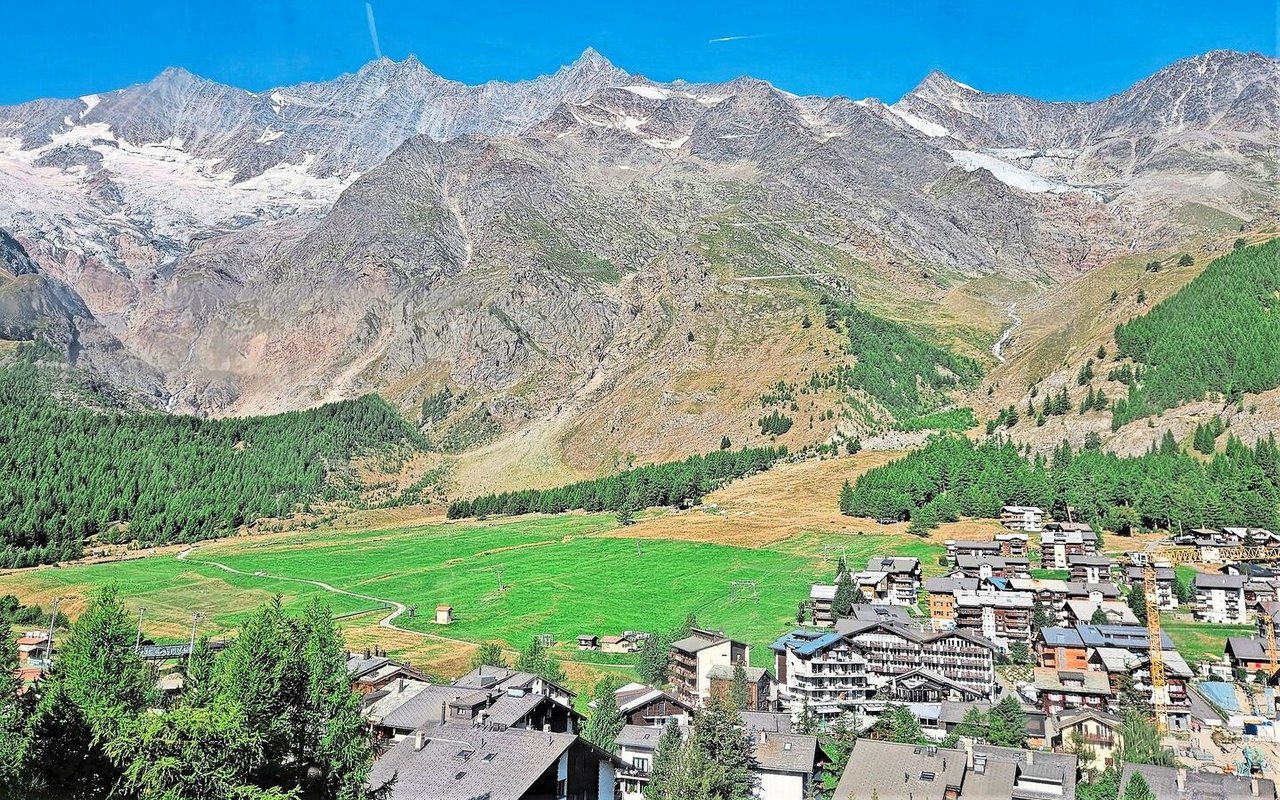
1161 617 1253 664
1030 569 1070 580
4 514 944 670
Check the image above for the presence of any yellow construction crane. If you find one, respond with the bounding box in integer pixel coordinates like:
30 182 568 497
1143 560 1169 734
1267 603 1279 674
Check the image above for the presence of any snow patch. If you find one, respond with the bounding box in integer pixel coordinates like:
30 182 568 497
79 94 100 118
947 150 1102 199
622 85 669 101
886 105 949 137
953 80 979 93
644 135 688 150
270 90 286 115
255 127 284 145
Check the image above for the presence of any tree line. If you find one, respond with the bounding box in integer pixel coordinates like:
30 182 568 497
446 446 787 519
1112 240 1280 425
0 586 379 800
840 432 1280 534
0 354 426 568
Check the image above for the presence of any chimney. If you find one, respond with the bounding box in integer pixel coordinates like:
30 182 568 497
364 647 371 660
1026 750 1034 765
1252 776 1260 797
543 723 551 733
440 701 447 725
396 678 404 693
414 731 425 752
1176 768 1186 791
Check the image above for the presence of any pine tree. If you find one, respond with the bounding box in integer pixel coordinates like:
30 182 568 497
1121 771 1155 800
647 721 684 799
0 605 33 795
515 638 567 684
987 696 1027 748
583 677 626 750
689 696 754 799
470 641 508 670
831 572 858 618
729 664 751 711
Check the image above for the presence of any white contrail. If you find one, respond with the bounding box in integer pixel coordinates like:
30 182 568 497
709 34 764 43
366 2 383 59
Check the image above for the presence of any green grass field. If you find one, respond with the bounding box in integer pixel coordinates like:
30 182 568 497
2 514 944 670
1161 617 1253 664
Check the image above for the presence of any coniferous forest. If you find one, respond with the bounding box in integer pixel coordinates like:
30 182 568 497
0 353 426 567
447 445 787 519
1112 240 1280 425
840 433 1280 534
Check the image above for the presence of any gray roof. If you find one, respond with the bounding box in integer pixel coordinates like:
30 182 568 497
706 664 770 682
670 634 727 654
926 576 980 593
867 556 921 574
367 722 607 800
378 684 468 731
1120 764 1277 800
1196 573 1247 589
753 732 818 774
832 740 965 800
1225 636 1269 661
615 723 673 751
969 744 1077 800
742 711 793 734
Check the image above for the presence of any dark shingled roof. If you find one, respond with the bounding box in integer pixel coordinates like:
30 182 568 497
1120 763 1276 800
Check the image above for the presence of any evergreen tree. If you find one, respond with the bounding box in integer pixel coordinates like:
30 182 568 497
637 632 673 687
795 697 819 736
1077 768 1121 800
647 721 684 800
470 641 509 670
515 638 567 684
1126 585 1148 622
729 663 751 711
1117 711 1176 766
0 606 33 796
1121 771 1155 800
583 676 626 750
689 696 754 799
831 572 858 618
870 704 926 745
987 696 1027 748
1090 606 1110 625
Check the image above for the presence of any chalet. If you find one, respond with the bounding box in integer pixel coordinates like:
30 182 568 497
882 668 986 703
345 651 432 695
925 576 979 628
615 724 670 800
1032 668 1112 715
577 634 599 651
1063 599 1139 626
368 666 579 742
1001 505 1045 532
945 538 1002 564
1120 764 1277 800
600 636 629 654
707 664 775 711
751 730 826 800
862 556 922 605
1124 564 1177 610
1067 554 1112 584
613 682 692 726
1036 627 1089 670
1088 646 1193 730
1039 524 1098 569
809 584 837 627
1225 637 1274 675
832 740 1076 800
1064 581 1122 603
367 721 619 800
1050 709 1123 774
14 631 49 664
668 627 750 707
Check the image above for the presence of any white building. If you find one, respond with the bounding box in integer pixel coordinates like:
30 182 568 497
1195 574 1249 624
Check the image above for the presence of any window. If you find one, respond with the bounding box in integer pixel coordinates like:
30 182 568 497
556 778 567 796
633 757 649 771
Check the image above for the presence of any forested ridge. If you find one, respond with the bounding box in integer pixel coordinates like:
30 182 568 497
1112 240 1280 425
808 296 983 422
0 354 426 567
447 445 787 518
841 433 1280 533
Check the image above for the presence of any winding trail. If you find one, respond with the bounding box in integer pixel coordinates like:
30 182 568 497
173 547 631 668
992 302 1022 363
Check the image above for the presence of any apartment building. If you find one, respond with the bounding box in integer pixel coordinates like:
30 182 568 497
1088 646 1193 730
1000 505 1045 532
840 620 997 698
925 576 979 629
1067 555 1112 584
954 554 1030 580
668 628 750 707
809 584 837 627
953 591 1033 652
1195 574 1250 624
770 630 873 720
1039 524 1099 569
1033 668 1112 715
857 556 923 606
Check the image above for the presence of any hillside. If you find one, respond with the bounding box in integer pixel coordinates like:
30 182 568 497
0 49 1276 489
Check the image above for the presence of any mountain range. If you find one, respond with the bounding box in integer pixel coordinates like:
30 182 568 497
1 48 1276 487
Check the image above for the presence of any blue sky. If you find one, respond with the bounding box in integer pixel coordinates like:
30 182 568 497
3 0 1275 105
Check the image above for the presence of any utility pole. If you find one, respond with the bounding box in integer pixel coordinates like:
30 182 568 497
44 598 60 665
134 607 147 653
188 612 204 662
